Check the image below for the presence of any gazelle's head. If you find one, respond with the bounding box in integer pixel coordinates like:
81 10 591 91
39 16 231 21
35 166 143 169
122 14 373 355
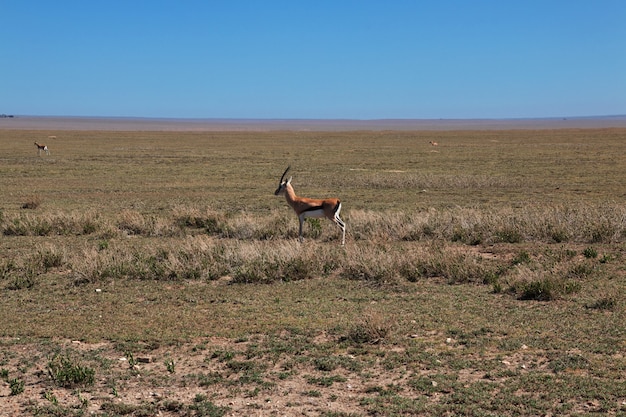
274 166 292 196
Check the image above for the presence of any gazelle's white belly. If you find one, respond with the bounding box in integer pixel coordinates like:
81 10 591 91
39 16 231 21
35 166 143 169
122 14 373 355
301 209 325 219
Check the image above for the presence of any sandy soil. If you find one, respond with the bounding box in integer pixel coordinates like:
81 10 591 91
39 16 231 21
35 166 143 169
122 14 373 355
0 336 419 416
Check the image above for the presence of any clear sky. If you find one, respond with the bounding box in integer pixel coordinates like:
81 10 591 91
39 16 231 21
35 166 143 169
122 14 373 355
1 1 625 119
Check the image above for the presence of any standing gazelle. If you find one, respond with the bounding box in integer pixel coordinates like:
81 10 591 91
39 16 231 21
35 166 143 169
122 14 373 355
34 142 50 156
274 166 346 245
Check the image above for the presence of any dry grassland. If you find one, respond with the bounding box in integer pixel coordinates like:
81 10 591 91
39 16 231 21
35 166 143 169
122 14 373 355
0 128 625 416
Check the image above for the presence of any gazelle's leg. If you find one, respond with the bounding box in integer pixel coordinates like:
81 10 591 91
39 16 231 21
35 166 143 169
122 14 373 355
298 215 305 242
335 214 346 245
333 203 346 245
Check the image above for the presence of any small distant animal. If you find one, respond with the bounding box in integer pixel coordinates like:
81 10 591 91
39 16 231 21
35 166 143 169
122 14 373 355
274 166 346 245
429 141 438 146
34 142 50 156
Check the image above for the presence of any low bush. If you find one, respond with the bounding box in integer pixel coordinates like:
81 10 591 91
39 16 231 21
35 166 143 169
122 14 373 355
9 378 25 396
47 354 95 388
345 311 394 345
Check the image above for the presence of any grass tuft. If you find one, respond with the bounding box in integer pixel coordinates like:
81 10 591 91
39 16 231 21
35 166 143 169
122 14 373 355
47 354 95 388
21 196 42 210
346 311 394 345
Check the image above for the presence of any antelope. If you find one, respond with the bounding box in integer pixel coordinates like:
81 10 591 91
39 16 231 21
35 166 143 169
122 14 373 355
34 142 50 156
429 141 438 146
274 166 346 245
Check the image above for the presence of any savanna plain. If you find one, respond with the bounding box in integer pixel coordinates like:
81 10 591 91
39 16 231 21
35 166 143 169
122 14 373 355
0 127 625 416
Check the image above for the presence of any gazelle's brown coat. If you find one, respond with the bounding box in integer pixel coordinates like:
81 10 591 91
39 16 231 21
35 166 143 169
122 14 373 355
34 142 50 155
275 167 346 245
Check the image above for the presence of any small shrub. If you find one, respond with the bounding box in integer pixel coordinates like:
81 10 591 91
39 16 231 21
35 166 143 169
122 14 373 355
519 279 556 301
9 378 24 395
43 391 58 405
599 254 612 264
550 228 569 243
590 226 612 243
33 221 53 236
342 261 394 282
586 297 617 311
38 247 65 271
165 358 175 373
197 372 223 387
314 357 339 372
346 312 393 345
6 270 37 290
232 259 276 284
21 196 42 210
0 260 17 281
399 261 422 282
98 240 109 251
189 394 230 417
177 214 211 229
451 226 483 245
204 216 231 237
491 279 503 294
47 354 95 388
582 246 598 259
82 219 98 234
117 210 177 237
518 278 580 301
512 251 531 265
282 256 319 281
495 228 523 244
567 262 595 279
549 354 589 373
3 218 29 236
561 249 577 259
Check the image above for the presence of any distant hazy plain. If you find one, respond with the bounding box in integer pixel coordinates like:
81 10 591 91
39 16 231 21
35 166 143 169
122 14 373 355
2 115 626 131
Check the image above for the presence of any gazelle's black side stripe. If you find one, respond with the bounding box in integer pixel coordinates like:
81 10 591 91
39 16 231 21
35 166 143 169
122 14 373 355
302 205 324 213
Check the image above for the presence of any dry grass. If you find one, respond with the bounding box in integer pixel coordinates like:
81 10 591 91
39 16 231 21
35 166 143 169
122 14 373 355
0 127 625 416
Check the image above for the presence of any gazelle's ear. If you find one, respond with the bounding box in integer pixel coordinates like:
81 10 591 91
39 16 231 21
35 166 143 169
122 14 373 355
287 176 292 184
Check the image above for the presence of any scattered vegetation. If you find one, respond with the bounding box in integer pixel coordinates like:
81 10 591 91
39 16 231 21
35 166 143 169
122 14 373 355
47 354 96 388
0 127 624 415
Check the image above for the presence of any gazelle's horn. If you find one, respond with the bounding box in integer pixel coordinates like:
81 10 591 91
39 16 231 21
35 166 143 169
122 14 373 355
279 166 291 183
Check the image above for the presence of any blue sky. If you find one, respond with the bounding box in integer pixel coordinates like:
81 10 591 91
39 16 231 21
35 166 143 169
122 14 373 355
1 1 624 119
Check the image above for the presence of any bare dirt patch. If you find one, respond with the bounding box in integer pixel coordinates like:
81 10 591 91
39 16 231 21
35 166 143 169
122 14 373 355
0 336 409 416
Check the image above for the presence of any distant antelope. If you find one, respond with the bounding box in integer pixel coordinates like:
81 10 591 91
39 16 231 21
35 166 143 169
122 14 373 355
274 166 346 245
34 142 50 156
429 141 438 146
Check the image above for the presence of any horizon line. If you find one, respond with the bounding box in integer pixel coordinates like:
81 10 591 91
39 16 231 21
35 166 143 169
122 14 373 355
2 114 626 132
4 113 626 121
